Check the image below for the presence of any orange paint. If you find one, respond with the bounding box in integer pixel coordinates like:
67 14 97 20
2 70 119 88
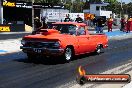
22 22 108 56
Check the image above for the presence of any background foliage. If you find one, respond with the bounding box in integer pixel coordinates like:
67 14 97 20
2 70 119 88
21 0 132 15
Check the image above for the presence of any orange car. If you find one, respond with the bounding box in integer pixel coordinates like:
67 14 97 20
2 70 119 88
20 22 108 62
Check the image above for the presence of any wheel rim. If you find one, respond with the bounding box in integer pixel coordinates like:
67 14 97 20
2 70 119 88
96 47 101 53
65 48 72 61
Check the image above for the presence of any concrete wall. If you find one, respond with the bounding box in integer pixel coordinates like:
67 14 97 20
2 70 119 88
40 9 69 22
0 24 25 32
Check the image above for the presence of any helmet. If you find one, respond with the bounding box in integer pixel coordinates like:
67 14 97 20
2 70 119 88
34 17 39 19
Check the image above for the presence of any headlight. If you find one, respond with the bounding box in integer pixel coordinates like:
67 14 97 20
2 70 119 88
41 41 60 48
21 40 26 45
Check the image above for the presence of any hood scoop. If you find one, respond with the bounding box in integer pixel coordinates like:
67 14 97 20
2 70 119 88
39 29 60 35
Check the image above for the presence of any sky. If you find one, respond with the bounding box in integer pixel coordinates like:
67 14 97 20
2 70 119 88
117 0 132 4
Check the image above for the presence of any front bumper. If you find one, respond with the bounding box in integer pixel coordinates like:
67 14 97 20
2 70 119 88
20 46 64 56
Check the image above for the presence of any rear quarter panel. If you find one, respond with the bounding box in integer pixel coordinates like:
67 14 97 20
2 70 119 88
89 34 108 48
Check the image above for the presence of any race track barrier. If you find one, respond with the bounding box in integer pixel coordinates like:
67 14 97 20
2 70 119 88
0 24 25 32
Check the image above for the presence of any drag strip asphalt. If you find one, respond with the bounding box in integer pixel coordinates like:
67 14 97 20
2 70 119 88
0 38 132 88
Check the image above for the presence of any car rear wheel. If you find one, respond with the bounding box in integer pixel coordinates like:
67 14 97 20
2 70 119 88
63 47 74 62
95 45 103 54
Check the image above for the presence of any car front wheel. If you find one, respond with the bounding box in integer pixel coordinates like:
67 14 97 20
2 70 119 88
95 45 103 54
63 47 74 62
27 53 36 61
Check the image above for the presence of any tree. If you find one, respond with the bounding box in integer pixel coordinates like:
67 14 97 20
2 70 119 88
34 0 61 4
104 0 117 3
103 0 121 14
126 2 132 16
63 0 85 12
64 0 72 12
72 0 85 12
83 0 90 9
89 0 102 3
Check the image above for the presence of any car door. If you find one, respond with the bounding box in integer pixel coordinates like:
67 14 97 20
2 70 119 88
76 26 91 54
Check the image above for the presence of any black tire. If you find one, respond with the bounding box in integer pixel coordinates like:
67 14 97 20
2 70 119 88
95 45 103 54
76 76 87 85
63 47 74 62
27 53 36 61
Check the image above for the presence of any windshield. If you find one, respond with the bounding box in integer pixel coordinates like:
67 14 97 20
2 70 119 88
49 24 77 35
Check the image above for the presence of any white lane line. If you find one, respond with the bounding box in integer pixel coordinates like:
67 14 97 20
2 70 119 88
57 59 132 88
0 38 22 55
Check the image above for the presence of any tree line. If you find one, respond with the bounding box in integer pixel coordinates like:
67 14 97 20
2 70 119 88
22 0 132 16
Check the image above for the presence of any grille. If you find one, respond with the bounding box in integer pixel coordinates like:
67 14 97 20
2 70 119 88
24 42 55 48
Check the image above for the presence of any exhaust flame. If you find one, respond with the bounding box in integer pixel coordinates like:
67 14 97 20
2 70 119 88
78 66 86 76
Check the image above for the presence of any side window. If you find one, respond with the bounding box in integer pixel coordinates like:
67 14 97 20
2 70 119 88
77 27 86 35
68 25 77 35
51 24 61 31
60 25 69 34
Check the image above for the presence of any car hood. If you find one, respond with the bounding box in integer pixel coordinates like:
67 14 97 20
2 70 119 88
23 29 73 41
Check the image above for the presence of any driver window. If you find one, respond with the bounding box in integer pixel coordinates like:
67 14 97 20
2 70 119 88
60 25 69 34
52 25 61 31
52 26 57 29
77 27 86 35
68 25 77 35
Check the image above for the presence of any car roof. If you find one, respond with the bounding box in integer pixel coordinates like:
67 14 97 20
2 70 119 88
52 22 86 27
